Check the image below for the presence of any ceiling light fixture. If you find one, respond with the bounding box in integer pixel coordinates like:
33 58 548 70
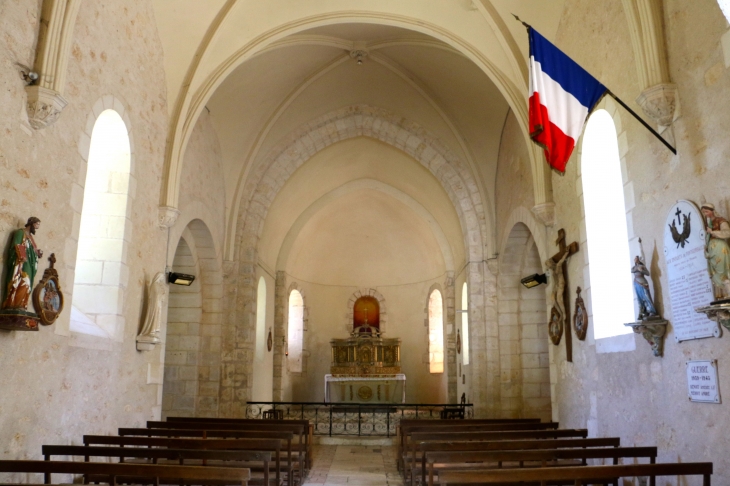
349 49 368 65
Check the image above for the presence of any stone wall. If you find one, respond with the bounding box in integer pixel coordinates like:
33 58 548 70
0 0 170 456
542 0 730 481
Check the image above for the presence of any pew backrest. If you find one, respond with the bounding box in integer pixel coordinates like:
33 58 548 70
0 460 251 486
437 462 712 485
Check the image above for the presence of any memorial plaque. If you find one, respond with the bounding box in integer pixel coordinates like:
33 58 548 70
686 359 721 403
663 200 719 341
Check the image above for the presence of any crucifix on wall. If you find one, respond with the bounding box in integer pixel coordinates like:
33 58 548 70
545 228 579 362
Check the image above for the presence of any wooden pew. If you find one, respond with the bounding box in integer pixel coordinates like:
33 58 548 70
437 462 713 485
0 459 251 485
396 419 542 470
410 438 621 485
83 436 286 486
147 420 308 477
164 417 314 470
399 422 560 475
42 445 275 486
424 447 658 486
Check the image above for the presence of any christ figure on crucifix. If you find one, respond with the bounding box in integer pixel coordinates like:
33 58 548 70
546 250 569 323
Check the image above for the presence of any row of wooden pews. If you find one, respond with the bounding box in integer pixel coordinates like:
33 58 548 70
397 418 713 486
0 416 312 486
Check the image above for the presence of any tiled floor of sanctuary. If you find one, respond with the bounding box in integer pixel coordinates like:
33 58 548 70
303 445 404 485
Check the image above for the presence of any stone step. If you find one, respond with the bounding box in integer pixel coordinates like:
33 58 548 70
314 436 396 446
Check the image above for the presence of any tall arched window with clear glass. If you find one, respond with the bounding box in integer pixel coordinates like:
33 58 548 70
718 0 730 23
71 109 131 339
428 289 444 373
581 109 634 340
287 290 304 372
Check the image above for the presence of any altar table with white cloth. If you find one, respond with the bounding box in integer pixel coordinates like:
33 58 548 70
324 374 406 403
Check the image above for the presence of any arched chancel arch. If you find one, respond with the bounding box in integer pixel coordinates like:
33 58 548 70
236 106 486 264
158 9 551 225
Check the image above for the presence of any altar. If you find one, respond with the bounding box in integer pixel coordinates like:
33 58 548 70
324 374 406 403
327 319 404 403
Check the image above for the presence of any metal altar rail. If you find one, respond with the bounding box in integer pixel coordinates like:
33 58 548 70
246 401 474 437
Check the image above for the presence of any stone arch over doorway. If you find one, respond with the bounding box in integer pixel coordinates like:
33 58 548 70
497 222 552 421
162 219 223 418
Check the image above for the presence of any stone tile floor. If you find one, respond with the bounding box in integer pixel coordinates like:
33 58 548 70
303 445 404 485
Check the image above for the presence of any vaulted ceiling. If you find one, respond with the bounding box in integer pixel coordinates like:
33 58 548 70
150 1 567 260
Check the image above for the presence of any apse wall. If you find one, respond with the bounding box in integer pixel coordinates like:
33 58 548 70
258 137 464 404
505 0 730 481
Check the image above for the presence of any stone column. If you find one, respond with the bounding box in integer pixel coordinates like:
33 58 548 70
467 261 500 417
444 272 457 403
272 271 287 402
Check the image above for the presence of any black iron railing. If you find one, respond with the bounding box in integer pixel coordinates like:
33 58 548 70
246 401 474 437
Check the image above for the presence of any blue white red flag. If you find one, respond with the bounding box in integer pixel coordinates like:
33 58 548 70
529 28 607 173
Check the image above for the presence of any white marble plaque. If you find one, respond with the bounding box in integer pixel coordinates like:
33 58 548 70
663 200 719 341
686 360 721 403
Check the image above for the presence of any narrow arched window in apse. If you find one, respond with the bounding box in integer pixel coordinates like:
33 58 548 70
581 109 634 339
71 109 131 338
428 289 444 374
287 290 304 372
255 277 267 363
461 283 470 365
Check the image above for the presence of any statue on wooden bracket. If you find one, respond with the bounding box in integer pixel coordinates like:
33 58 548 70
0 217 44 331
625 238 668 357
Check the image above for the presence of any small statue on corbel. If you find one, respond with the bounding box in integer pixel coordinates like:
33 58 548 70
624 238 668 357
136 272 167 351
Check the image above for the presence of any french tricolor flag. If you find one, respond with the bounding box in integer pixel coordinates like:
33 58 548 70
529 29 607 173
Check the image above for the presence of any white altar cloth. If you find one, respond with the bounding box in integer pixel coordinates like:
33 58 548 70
324 374 406 403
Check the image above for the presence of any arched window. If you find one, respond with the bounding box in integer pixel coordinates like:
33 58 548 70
428 289 444 374
255 277 267 362
718 0 730 23
581 109 634 339
71 109 131 339
353 295 379 331
287 289 304 372
461 283 470 365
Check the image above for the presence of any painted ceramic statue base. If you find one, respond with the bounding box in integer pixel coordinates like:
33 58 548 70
0 309 40 331
695 301 730 333
624 316 668 357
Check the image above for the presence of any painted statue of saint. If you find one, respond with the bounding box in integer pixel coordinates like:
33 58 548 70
701 203 730 301
2 217 43 310
632 255 657 319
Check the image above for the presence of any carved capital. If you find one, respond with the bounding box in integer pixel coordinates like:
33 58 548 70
625 317 668 357
635 83 678 127
157 206 180 229
25 86 68 130
532 202 556 227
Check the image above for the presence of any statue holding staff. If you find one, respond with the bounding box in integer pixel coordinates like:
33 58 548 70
3 217 43 310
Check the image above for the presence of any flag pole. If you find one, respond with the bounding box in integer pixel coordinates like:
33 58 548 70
512 14 677 156
605 91 676 155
